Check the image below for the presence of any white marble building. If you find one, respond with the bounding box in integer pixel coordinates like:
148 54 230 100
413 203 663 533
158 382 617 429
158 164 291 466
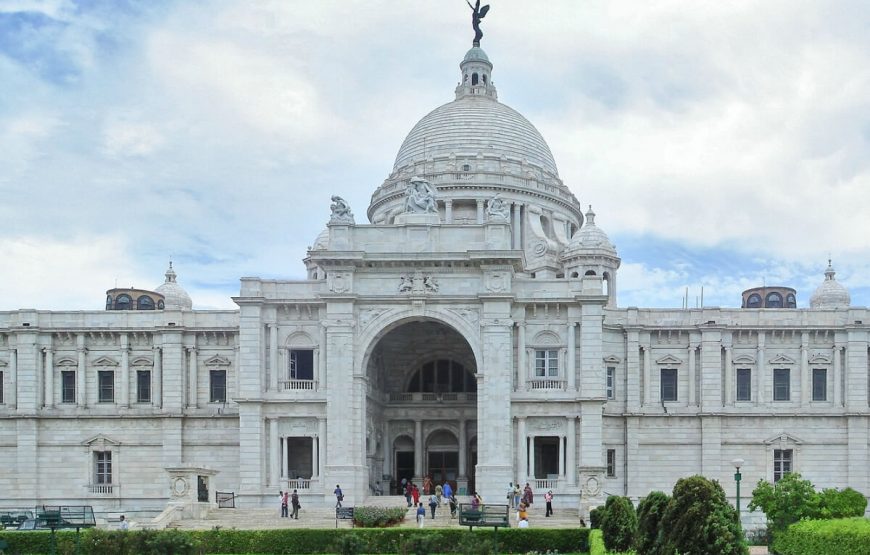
1 41 867 522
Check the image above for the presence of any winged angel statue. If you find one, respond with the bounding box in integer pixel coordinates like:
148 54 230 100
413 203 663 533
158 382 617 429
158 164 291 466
467 0 490 46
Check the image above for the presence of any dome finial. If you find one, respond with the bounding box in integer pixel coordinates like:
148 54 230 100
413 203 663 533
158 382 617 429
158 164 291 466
466 1 490 47
164 260 177 283
825 258 835 280
585 205 596 226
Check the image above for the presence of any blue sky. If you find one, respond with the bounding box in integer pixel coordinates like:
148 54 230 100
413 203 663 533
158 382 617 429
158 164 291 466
1 0 869 310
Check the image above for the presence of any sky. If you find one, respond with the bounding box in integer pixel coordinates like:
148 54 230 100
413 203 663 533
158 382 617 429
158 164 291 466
1 0 869 311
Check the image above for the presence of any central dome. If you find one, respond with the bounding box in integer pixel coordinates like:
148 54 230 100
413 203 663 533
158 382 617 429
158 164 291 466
392 95 559 176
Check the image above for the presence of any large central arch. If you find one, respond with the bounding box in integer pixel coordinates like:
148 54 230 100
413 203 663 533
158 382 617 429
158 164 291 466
361 313 479 496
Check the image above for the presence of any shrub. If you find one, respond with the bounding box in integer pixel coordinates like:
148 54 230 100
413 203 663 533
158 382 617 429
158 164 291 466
749 472 821 536
353 506 408 527
634 490 669 555
588 528 606 555
589 506 605 529
660 475 746 555
772 517 870 555
599 496 637 553
819 487 868 519
333 532 365 555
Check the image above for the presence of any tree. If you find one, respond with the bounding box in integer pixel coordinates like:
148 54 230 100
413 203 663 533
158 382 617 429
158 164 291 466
819 487 868 519
634 490 670 555
600 495 637 553
748 472 821 535
660 475 746 555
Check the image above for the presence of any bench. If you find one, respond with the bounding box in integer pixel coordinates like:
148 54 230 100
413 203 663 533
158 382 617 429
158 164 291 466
459 504 510 530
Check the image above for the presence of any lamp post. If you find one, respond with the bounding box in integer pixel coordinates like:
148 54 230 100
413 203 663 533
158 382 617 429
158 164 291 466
732 458 745 522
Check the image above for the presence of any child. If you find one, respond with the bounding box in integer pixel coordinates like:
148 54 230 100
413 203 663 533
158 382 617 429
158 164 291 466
416 502 426 528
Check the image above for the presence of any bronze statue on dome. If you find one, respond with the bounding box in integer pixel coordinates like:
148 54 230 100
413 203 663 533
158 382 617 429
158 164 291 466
466 0 490 47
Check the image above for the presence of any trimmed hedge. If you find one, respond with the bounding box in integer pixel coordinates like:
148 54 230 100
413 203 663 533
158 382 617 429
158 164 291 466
588 528 606 555
771 517 870 555
0 527 590 554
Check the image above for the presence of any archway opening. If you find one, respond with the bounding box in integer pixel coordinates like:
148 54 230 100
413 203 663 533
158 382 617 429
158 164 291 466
365 319 477 496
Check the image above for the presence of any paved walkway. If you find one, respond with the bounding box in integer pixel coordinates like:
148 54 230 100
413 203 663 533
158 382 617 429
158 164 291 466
171 495 584 530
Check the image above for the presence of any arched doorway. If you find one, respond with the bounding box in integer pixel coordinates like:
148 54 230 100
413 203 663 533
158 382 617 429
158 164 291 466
364 318 478 497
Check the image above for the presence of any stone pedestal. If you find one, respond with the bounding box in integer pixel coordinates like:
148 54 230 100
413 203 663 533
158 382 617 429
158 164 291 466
165 466 219 520
393 212 441 225
578 466 606 518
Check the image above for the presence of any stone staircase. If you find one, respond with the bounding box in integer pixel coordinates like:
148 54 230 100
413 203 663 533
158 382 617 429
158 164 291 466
171 495 585 530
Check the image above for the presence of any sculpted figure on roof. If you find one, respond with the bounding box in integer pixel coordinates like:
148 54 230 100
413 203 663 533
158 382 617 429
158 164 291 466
404 177 438 214
486 193 510 222
330 195 355 224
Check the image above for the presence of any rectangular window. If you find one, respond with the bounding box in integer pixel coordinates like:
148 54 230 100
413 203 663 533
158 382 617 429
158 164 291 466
606 367 615 400
535 350 559 377
773 368 790 401
660 368 678 402
137 370 151 403
812 368 827 401
289 349 314 380
61 370 76 404
773 449 793 482
210 370 227 403
736 368 752 401
606 449 616 477
94 451 112 485
98 371 114 403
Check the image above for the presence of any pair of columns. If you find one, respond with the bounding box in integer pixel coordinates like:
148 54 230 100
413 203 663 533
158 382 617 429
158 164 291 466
268 417 326 485
412 419 468 479
515 416 576 486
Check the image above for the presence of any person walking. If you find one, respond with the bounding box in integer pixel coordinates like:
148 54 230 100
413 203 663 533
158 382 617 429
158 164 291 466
428 493 438 519
416 502 426 528
405 481 413 507
423 475 432 495
281 491 289 518
290 489 300 519
334 484 344 508
544 490 554 517
442 481 453 502
507 482 515 508
448 494 457 518
435 483 443 506
513 483 521 509
118 515 129 530
523 483 534 507
411 483 420 506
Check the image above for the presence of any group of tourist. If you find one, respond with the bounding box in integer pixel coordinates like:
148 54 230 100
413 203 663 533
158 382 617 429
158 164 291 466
506 481 556 527
403 476 461 528
278 489 301 519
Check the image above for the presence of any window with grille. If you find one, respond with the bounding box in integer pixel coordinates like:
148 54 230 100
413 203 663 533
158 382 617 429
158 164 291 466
61 370 76 403
94 451 112 485
98 371 114 403
210 370 227 403
606 449 616 477
812 369 827 401
137 370 151 403
606 367 615 400
736 368 751 401
773 368 790 401
773 449 792 482
289 349 314 380
660 369 678 402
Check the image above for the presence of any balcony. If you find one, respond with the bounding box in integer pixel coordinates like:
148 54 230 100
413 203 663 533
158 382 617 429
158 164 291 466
286 478 311 490
279 380 318 391
387 392 477 403
525 379 566 391
533 478 559 490
87 484 117 495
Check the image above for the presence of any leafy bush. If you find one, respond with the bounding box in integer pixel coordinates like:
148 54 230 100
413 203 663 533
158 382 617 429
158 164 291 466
659 475 746 555
588 528 606 555
0 527 589 554
333 532 365 555
353 506 408 527
749 473 821 535
772 517 870 555
600 496 637 553
589 506 605 529
819 487 868 519
634 490 669 555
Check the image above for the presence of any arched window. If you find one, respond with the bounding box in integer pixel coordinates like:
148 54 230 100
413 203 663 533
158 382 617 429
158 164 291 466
137 295 155 310
585 270 597 276
766 292 783 308
786 294 797 308
746 294 762 308
472 73 479 85
115 294 132 310
570 272 579 278
482 74 487 84
157 300 165 309
105 295 113 310
407 360 476 393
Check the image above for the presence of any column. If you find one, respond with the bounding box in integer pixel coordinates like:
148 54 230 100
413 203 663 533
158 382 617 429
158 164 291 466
517 323 526 391
458 419 467 479
283 438 289 479
566 416 576 486
312 347 320 388
382 420 390 478
187 346 198 408
528 436 536 480
43 348 53 408
310 435 318 480
269 323 279 391
476 199 484 223
414 420 423 479
76 334 86 407
269 418 280 486
516 417 526 481
234 345 241 400
153 346 163 408
723 346 732 405
558 435 566 478
8 348 16 409
833 344 842 406
512 202 522 249
566 322 576 391
318 418 327 479
626 331 641 411
800 333 809 405
642 345 651 406
445 200 453 224
688 343 697 406
120 334 130 407
756 333 765 405
318 324 327 388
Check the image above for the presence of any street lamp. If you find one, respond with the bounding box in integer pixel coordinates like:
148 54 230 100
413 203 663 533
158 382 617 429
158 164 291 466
732 458 745 522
